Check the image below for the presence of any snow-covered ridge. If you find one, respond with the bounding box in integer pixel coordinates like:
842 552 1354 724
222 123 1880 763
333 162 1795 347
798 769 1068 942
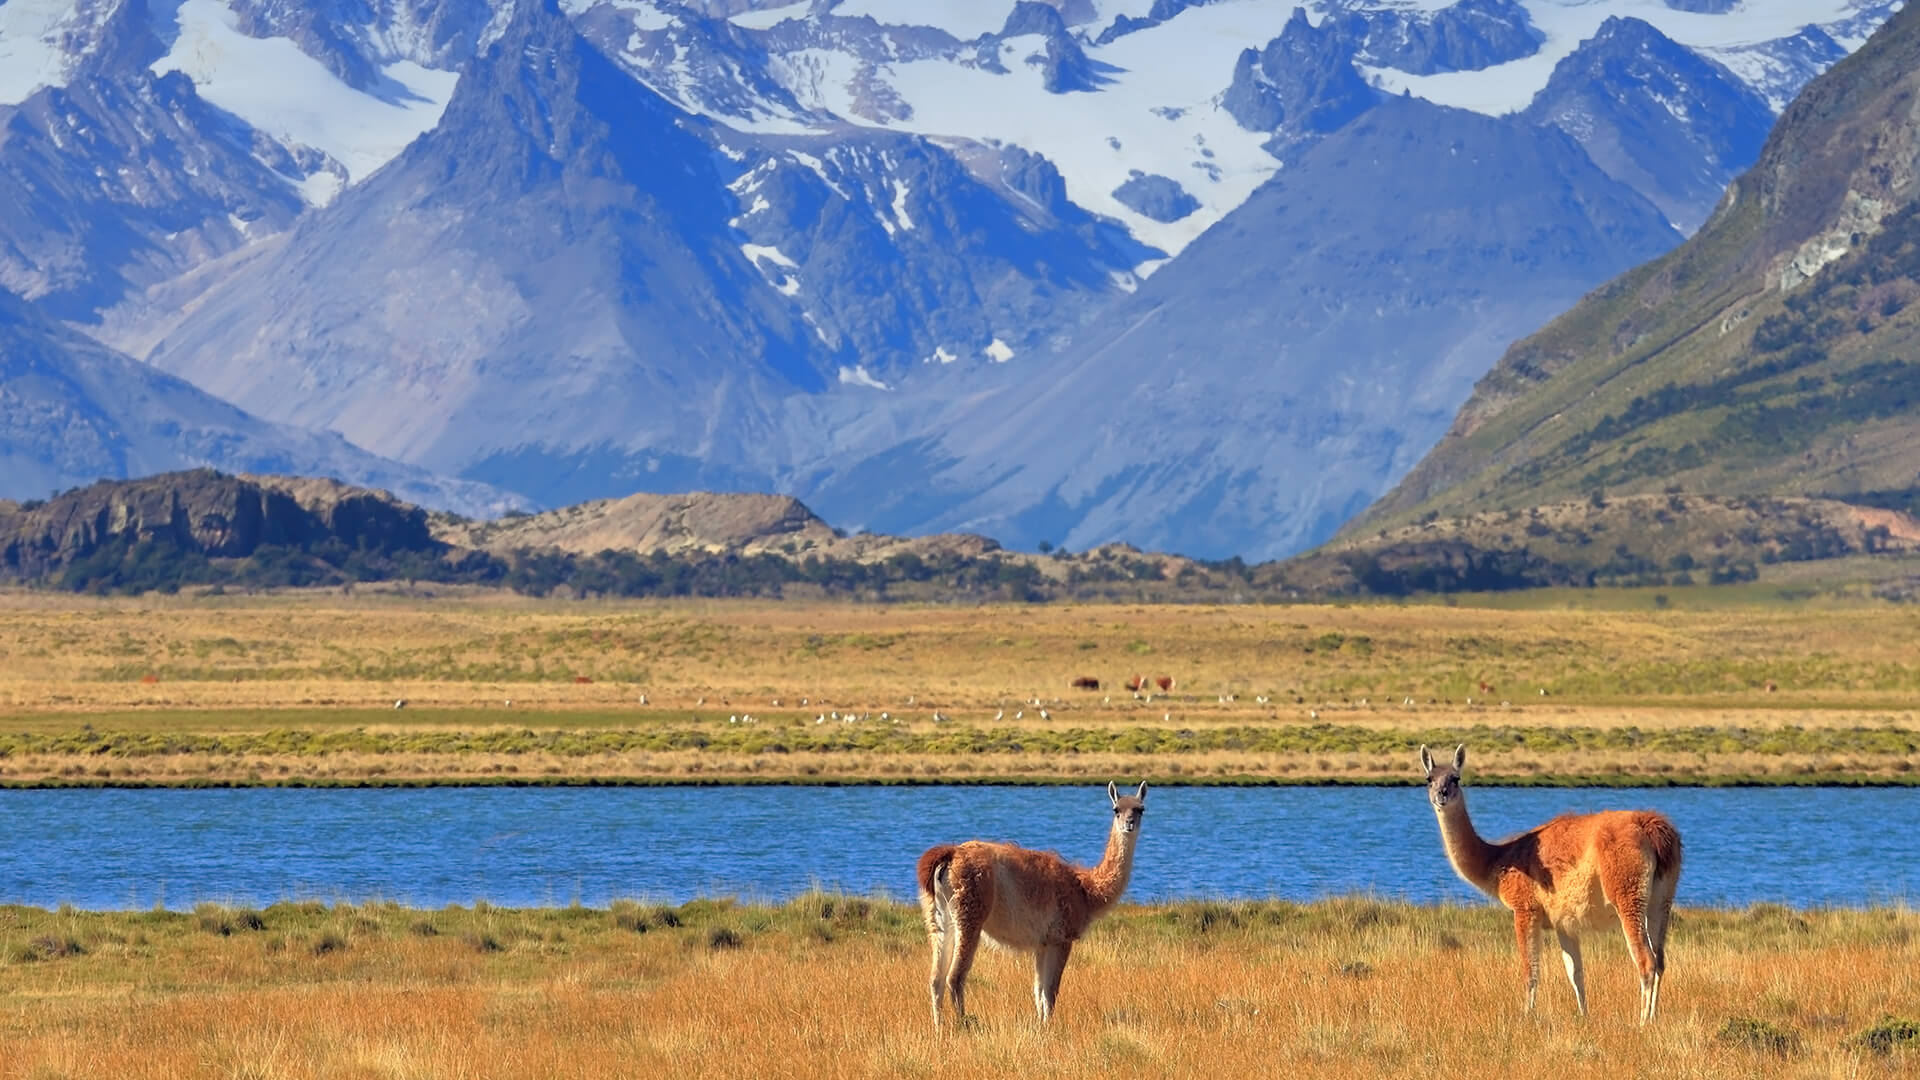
639 0 1896 257
151 0 459 197
1361 0 1885 116
0 0 1897 232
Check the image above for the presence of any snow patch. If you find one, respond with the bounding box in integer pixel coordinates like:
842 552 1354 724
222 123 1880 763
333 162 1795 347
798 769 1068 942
984 338 1015 363
151 0 458 183
891 180 915 231
296 170 346 207
839 364 892 389
787 150 851 199
730 1 812 30
832 0 1013 41
0 0 79 104
741 243 799 270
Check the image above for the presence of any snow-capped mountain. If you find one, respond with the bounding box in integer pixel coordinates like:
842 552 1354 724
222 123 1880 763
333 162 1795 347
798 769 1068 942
0 0 1905 557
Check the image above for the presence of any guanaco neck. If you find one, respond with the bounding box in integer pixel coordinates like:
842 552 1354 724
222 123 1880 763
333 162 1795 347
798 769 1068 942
1079 819 1140 910
1435 794 1504 897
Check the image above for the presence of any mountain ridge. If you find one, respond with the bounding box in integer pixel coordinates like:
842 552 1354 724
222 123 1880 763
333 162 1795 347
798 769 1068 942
1357 0 1920 533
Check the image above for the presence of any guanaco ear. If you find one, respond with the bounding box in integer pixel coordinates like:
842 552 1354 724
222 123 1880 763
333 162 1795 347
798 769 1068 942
1135 780 1148 802
1452 744 1466 771
1108 780 1119 807
1419 744 1434 773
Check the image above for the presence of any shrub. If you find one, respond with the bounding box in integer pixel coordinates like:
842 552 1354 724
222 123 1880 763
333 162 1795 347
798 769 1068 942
1852 1016 1920 1055
1717 1016 1800 1056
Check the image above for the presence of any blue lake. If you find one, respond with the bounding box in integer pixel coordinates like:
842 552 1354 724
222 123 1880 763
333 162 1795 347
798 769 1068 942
0 785 1912 910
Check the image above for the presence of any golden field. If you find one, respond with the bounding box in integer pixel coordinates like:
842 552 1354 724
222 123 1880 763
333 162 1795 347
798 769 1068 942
0 897 1914 1079
1 589 1919 784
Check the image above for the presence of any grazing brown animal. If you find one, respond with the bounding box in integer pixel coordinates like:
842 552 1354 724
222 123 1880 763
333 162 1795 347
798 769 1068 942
1124 675 1146 693
1071 676 1101 691
1154 675 1174 693
1422 744 1681 1024
917 781 1148 1028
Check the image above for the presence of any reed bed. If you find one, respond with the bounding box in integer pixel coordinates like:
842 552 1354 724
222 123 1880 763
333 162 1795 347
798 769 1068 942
0 897 1913 1078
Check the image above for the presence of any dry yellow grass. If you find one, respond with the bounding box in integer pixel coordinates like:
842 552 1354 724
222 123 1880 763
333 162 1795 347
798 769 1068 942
0 899 1914 1079
1 590 1918 784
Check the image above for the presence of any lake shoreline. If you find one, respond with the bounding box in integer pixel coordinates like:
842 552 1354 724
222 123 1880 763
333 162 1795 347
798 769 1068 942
4 771 1920 789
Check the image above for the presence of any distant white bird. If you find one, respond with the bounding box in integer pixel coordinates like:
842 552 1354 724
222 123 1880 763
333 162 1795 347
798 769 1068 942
638 694 648 705
880 712 890 721
933 711 947 723
906 696 916 706
801 697 810 706
994 709 1004 721
1163 711 1171 723
1015 710 1024 720
393 699 407 710
1538 688 1548 696
697 697 706 706
771 698 781 707
729 715 739 724
504 699 512 707
1039 708 1050 721
1309 709 1319 719
831 711 840 720
815 714 826 725
1103 696 1111 705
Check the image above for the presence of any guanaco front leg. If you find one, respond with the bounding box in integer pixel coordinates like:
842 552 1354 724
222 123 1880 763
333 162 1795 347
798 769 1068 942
1512 908 1543 1015
1033 943 1073 1023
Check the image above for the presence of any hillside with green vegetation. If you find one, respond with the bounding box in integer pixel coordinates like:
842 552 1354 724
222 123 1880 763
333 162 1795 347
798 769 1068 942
1358 2 1920 534
1285 492 1920 594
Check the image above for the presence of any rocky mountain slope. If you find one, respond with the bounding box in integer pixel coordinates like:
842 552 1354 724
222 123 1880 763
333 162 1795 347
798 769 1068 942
1360 0 1920 533
0 288 520 515
803 90 1681 558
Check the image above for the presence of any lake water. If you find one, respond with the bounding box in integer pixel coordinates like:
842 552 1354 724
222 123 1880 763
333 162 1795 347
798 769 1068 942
1 786 1912 910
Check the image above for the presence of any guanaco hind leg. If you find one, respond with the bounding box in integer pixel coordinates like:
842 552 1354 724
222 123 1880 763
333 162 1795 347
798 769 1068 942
925 909 953 1027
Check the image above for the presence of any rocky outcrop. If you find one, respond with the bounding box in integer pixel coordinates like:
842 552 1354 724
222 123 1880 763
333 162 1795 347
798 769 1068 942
1336 0 1544 76
1224 8 1377 137
0 470 437 579
1111 172 1200 223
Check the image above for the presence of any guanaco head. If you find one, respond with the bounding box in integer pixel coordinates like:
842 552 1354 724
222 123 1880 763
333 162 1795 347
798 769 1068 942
1420 743 1466 812
1108 780 1147 835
